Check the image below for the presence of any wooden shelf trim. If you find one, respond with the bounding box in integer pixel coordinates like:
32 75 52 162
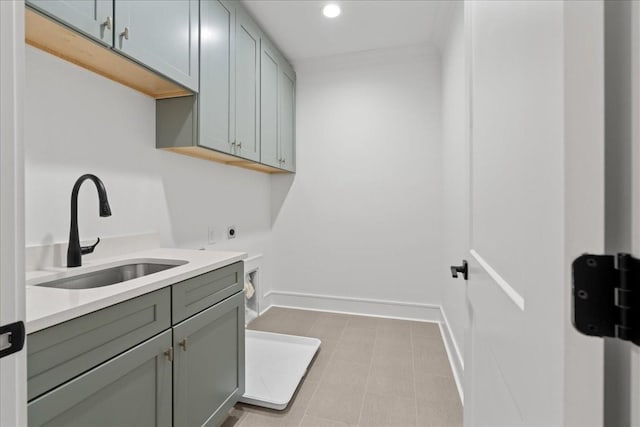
25 8 191 99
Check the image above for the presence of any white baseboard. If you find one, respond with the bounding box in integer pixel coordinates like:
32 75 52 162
439 309 465 404
260 289 465 403
262 290 442 322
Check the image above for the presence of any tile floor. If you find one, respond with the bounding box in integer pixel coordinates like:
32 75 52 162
221 307 462 427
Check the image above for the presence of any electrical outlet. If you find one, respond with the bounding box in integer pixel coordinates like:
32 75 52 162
227 225 237 239
207 227 216 245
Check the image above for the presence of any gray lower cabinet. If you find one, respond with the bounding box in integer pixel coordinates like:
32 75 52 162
173 291 245 427
28 288 171 401
27 0 113 46
28 264 245 427
28 330 173 427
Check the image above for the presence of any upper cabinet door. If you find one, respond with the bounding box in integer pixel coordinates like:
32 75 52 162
27 0 113 46
114 0 199 92
199 0 235 153
234 8 260 162
260 38 280 168
279 63 296 172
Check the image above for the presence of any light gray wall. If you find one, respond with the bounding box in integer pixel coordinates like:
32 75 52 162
269 45 444 313
24 46 272 276
25 43 446 319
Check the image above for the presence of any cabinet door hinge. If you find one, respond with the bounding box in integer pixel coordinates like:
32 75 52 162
572 253 639 346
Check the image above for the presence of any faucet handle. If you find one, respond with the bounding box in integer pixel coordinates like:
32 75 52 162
80 237 101 255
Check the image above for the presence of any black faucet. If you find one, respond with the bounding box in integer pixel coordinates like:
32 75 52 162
67 174 112 267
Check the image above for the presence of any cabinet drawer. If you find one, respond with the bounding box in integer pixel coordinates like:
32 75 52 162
172 261 243 324
28 330 172 427
28 288 171 401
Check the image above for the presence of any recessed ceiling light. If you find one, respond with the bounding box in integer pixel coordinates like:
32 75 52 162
322 3 341 18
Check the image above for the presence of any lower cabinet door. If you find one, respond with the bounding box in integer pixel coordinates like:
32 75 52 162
28 330 172 427
173 292 245 427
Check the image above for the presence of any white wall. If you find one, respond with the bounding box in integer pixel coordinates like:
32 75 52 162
269 46 443 318
439 2 468 370
26 43 445 319
24 46 272 276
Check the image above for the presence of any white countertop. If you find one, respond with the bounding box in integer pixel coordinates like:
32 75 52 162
26 248 247 333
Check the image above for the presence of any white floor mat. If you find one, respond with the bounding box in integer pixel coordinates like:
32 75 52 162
240 330 321 410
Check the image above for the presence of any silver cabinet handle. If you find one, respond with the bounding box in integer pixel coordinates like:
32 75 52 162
237 141 242 149
120 27 129 40
164 346 174 362
103 16 112 30
179 338 188 351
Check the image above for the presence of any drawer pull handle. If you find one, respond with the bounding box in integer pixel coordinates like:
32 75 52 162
179 338 188 351
164 346 174 362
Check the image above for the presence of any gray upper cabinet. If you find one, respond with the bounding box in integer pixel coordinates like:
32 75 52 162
156 1 295 173
28 330 173 427
199 0 235 153
260 38 280 169
279 62 296 172
27 0 113 46
234 8 261 162
173 292 245 427
260 38 296 172
115 0 199 91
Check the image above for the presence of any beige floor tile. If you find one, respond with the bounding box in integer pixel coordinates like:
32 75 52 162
225 309 460 427
366 362 416 399
300 415 352 427
237 379 319 425
410 322 442 339
358 392 417 427
340 325 377 344
416 399 463 427
346 315 379 330
306 382 366 425
377 318 413 334
309 316 349 340
413 341 452 380
372 341 413 368
304 338 337 383
415 376 459 404
322 358 370 388
237 412 301 427
377 327 414 349
333 339 374 364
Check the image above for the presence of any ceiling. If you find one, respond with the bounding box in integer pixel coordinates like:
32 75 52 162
241 1 455 64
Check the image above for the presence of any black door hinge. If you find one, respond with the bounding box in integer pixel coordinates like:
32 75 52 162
572 253 639 346
0 321 25 359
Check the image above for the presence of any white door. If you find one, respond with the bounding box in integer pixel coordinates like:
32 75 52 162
464 1 606 425
0 1 26 426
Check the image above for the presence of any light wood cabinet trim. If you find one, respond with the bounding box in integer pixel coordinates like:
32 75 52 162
25 8 191 99
162 147 289 174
